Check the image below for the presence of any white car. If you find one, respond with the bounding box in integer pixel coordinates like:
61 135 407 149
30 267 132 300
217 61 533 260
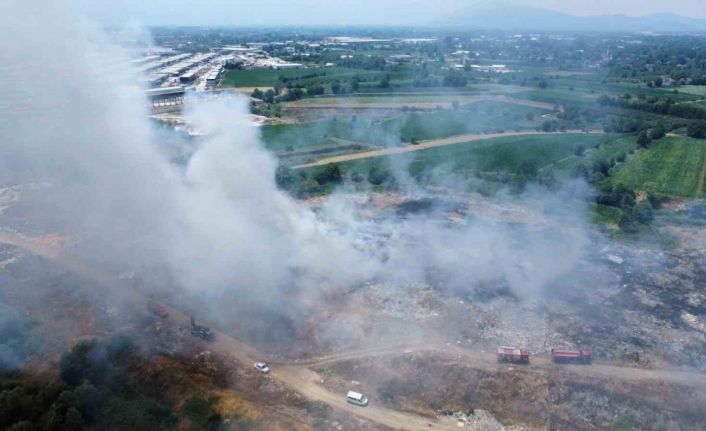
254 362 270 373
346 390 369 407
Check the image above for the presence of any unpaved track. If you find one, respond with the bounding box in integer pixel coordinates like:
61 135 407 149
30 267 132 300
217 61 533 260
284 95 559 112
4 233 706 430
302 343 706 388
293 130 605 169
0 234 459 430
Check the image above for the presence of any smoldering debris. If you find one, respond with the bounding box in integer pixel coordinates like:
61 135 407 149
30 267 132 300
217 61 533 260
4 1 706 386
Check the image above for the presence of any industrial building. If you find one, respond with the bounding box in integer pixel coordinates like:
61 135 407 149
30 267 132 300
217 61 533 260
179 71 198 84
205 66 224 87
145 86 185 111
470 64 510 73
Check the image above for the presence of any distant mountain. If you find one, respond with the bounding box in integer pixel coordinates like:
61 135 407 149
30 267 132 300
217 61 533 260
440 3 706 33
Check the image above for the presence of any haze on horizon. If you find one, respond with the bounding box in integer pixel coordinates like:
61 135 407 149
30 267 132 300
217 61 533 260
74 0 706 27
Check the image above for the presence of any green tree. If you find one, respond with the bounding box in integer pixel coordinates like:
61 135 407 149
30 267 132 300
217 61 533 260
368 165 390 186
273 83 282 95
650 124 666 140
306 84 324 96
443 72 468 87
687 122 706 139
541 120 557 132
351 75 360 91
59 340 97 386
619 212 640 233
181 396 223 431
275 166 295 190
633 202 654 224
263 89 275 104
378 74 391 89
637 131 652 148
61 407 84 431
313 164 342 185
7 421 36 431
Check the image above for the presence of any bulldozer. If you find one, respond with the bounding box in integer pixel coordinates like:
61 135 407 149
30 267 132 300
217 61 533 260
190 316 214 341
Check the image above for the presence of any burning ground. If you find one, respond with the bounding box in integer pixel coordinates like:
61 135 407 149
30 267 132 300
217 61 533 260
2 186 706 430
1 3 706 430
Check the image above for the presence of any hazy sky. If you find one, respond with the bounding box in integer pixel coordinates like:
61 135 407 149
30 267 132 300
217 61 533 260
73 0 706 26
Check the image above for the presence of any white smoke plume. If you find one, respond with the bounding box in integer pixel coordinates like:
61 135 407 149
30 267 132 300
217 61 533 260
0 1 591 325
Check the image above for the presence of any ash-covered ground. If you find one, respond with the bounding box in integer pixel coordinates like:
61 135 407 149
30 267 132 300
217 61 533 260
2 187 706 430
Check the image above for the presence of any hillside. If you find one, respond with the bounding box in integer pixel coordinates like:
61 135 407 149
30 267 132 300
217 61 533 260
441 3 706 32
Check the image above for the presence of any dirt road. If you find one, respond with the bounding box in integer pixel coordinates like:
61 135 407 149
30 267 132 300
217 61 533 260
283 95 559 112
0 233 460 430
293 130 604 169
302 343 706 388
3 233 706 431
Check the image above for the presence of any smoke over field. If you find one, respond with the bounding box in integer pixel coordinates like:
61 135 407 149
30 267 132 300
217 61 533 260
0 1 593 321
4 3 706 431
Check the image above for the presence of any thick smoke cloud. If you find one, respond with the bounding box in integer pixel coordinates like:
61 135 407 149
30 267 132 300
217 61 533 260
0 1 591 324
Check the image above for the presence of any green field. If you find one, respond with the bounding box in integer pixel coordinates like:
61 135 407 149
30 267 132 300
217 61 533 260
669 85 706 97
506 76 704 107
550 135 638 172
220 67 384 88
333 133 612 179
220 68 307 87
287 93 484 104
261 101 548 153
611 136 706 197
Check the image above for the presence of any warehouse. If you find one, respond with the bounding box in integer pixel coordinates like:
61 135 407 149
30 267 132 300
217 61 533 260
145 86 185 111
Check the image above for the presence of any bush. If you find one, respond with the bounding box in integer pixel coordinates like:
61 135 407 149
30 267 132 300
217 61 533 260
181 396 222 431
650 124 666 140
368 165 390 186
633 202 654 224
596 185 636 209
687 121 706 139
2 338 180 431
637 131 652 148
312 164 342 185
306 84 324 96
250 88 263 100
378 74 391 89
619 212 640 233
275 166 295 190
0 314 32 373
541 120 558 132
443 73 468 88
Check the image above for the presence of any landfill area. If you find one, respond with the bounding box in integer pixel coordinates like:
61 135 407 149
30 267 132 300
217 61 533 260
2 187 706 430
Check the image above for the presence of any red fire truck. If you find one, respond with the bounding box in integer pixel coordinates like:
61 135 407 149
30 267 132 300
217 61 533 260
497 346 530 364
551 348 592 364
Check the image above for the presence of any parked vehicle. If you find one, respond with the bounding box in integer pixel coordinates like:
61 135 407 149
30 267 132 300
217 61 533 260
551 348 591 364
496 346 530 364
254 362 270 373
346 390 368 407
